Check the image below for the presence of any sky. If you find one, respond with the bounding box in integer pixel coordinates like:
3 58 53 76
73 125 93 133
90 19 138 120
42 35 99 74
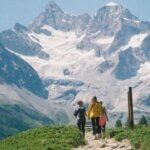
0 0 150 32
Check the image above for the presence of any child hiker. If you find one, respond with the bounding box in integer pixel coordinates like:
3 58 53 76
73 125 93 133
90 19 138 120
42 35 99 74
99 101 109 138
74 100 86 137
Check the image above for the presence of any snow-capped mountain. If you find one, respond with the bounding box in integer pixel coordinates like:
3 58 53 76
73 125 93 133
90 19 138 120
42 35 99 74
0 23 49 59
0 0 150 125
29 0 91 35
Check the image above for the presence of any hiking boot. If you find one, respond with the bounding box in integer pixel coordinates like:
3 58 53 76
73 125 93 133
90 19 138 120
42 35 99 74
92 135 97 140
101 132 105 139
97 133 101 139
96 133 101 139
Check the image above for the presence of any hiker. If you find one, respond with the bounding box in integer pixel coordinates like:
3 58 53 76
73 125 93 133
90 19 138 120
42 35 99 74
74 100 86 137
87 96 103 139
99 101 109 138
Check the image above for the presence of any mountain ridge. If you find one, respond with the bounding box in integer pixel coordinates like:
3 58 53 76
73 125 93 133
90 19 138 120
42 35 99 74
0 43 48 98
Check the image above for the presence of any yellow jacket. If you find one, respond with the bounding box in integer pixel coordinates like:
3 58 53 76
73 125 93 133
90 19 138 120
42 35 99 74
87 102 103 118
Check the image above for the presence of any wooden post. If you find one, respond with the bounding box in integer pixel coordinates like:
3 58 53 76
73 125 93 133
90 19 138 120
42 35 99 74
128 87 134 129
128 90 131 127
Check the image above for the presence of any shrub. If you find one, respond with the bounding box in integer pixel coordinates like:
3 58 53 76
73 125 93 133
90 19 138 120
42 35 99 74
138 115 148 125
115 119 122 128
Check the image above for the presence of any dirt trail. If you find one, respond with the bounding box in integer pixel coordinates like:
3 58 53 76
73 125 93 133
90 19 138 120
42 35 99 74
74 132 133 150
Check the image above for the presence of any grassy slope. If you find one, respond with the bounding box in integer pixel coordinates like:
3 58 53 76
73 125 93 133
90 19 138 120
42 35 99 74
0 104 54 139
106 126 150 150
0 125 85 150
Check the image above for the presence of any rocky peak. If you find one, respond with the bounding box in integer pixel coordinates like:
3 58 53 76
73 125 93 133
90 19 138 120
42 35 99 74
96 3 138 22
41 0 64 27
44 0 64 16
29 0 65 31
45 0 63 13
87 3 139 36
14 23 28 33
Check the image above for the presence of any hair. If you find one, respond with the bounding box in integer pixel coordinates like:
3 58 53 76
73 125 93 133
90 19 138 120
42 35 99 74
91 96 97 103
100 101 103 105
77 100 83 106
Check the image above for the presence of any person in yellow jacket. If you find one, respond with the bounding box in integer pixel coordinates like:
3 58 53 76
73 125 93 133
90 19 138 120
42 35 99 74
87 96 103 139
